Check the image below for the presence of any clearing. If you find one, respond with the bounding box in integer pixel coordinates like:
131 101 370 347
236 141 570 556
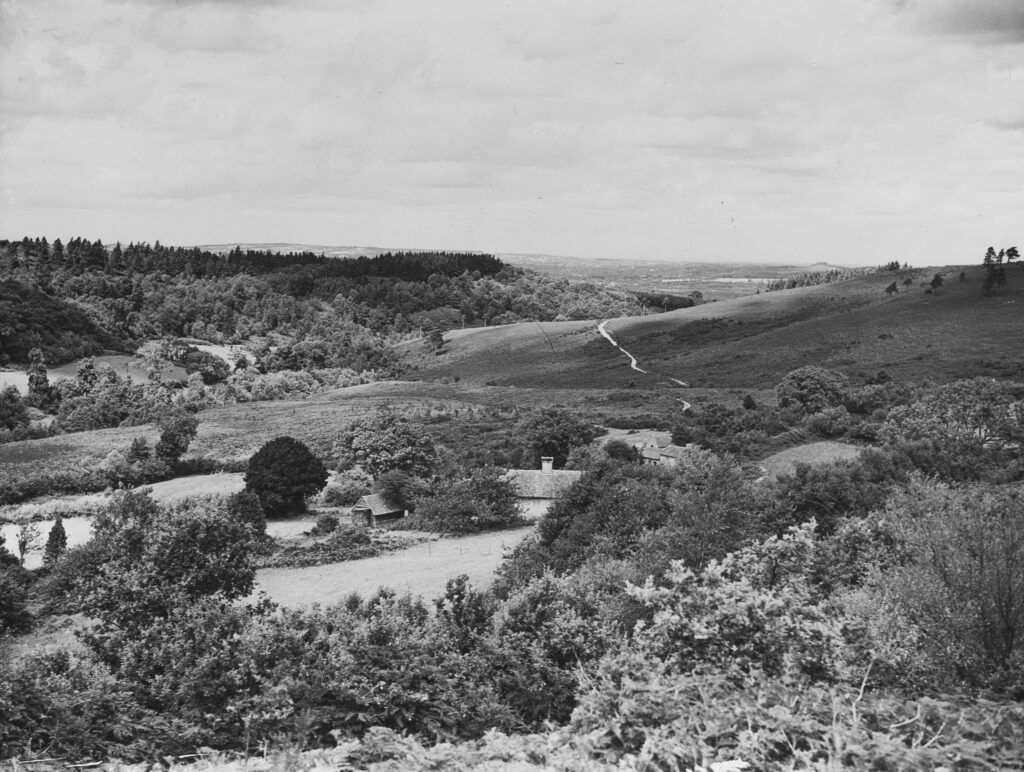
254 526 534 607
759 441 864 480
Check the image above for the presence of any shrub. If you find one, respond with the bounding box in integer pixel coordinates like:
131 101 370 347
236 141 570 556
244 436 328 517
413 466 523 533
321 468 374 507
805 405 853 437
0 649 177 761
310 513 339 536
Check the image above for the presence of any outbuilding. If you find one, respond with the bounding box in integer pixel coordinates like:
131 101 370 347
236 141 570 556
350 493 406 527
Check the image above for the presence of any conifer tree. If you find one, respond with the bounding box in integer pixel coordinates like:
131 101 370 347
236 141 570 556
43 516 68 565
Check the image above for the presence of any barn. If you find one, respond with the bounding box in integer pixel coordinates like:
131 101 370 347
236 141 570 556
350 493 406 527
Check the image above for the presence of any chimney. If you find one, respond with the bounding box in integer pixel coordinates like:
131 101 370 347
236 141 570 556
541 456 554 473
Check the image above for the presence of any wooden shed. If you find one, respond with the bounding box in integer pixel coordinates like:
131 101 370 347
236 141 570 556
350 493 406 527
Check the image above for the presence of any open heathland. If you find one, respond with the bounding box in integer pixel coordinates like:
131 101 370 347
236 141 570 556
409 265 1024 389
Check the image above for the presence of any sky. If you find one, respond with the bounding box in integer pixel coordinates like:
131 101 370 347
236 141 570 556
1 0 1021 265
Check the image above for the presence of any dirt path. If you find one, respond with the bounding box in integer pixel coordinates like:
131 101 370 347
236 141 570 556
253 526 534 607
598 319 691 409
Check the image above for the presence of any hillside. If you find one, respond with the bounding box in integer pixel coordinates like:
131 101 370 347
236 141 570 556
407 265 1024 389
0 279 115 365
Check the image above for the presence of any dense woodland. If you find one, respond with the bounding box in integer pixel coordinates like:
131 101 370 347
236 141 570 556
0 237 653 368
1 239 1024 769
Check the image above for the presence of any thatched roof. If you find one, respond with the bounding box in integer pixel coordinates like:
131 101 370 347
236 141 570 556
352 493 404 516
503 469 583 499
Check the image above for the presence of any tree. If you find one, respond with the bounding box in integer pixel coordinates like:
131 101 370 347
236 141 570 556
604 439 640 463
930 273 944 292
0 385 29 431
0 567 31 634
180 348 230 384
26 348 57 411
414 466 521 533
516 408 600 468
884 281 898 296
425 327 445 353
15 523 41 566
338 410 437 477
43 516 68 565
154 409 198 466
245 436 328 517
375 469 429 512
775 366 847 414
80 491 259 663
880 377 1024 481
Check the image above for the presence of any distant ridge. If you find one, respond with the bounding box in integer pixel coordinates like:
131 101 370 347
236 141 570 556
196 244 872 270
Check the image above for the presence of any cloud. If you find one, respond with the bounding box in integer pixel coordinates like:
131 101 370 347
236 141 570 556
892 0 1024 42
1 0 1022 264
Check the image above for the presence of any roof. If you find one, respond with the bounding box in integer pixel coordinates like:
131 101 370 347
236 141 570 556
641 443 694 462
658 444 693 459
503 469 583 499
352 493 404 516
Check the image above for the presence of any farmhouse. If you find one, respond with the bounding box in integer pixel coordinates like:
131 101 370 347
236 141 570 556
503 456 583 520
350 493 406 527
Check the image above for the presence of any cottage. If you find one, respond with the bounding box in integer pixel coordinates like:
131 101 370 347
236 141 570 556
503 456 583 520
350 493 406 527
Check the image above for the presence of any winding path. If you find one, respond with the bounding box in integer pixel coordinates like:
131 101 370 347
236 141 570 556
598 319 691 410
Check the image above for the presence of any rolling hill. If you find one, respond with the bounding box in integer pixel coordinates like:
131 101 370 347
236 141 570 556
405 265 1024 389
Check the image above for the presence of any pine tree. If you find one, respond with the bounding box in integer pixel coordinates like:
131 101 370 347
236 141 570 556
26 348 55 410
43 516 68 565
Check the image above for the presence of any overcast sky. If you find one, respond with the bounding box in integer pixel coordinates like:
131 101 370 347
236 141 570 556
1 0 1021 265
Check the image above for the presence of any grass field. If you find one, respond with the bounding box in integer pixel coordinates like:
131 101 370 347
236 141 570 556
254 526 534 607
0 473 245 525
758 441 864 480
0 354 186 395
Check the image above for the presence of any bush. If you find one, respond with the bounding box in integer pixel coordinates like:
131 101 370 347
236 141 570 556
320 468 374 506
805 405 853 437
310 513 339 536
244 436 328 517
0 649 178 761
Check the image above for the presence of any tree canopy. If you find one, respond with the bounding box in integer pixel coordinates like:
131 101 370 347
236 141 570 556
244 436 328 517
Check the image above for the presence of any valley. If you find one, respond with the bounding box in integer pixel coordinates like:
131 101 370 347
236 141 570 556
2 237 1023 770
